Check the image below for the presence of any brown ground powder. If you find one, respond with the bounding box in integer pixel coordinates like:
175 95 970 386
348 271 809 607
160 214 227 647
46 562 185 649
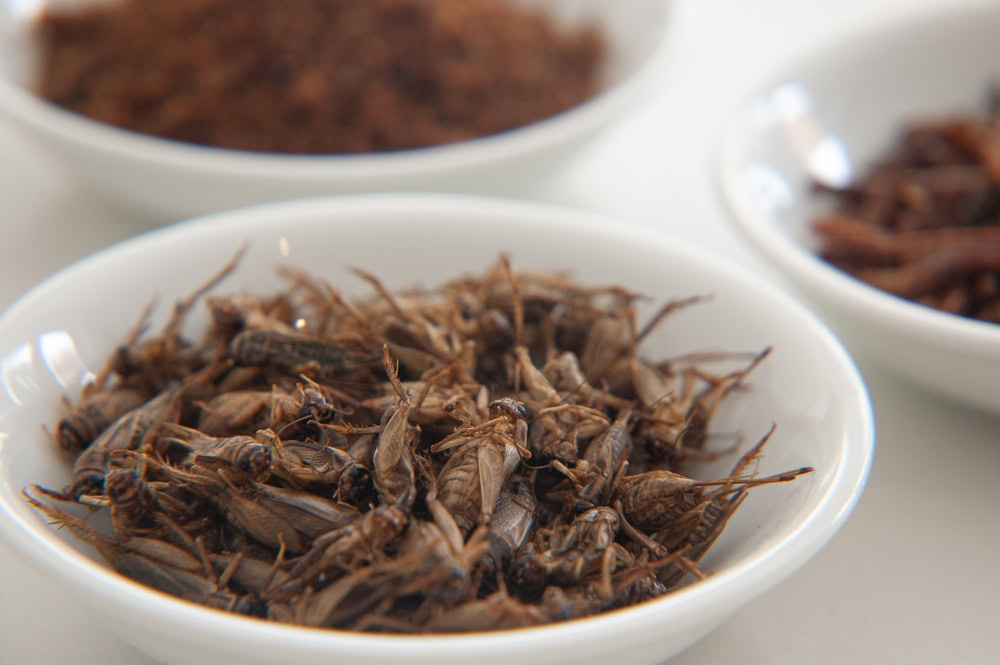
35 0 604 154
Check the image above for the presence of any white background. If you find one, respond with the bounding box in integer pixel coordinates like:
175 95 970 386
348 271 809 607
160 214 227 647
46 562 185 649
1 0 998 662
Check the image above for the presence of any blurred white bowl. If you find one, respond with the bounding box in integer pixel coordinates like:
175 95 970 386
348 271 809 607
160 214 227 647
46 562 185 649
0 194 872 665
719 1 1000 414
0 0 699 219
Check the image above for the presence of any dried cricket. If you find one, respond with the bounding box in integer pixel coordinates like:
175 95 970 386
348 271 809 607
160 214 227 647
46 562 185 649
27 254 813 633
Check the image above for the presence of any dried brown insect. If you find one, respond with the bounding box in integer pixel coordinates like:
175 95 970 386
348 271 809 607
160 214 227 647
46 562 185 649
56 385 148 452
27 255 812 633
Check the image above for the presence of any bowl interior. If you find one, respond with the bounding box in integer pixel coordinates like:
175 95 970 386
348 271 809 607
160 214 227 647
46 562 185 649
0 195 871 653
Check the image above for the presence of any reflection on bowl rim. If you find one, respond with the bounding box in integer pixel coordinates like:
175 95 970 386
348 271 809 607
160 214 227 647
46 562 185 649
717 1 1000 356
0 193 873 658
0 0 701 180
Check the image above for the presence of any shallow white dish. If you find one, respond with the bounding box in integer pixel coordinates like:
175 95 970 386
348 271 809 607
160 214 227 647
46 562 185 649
0 0 699 220
719 1 1000 414
0 194 872 665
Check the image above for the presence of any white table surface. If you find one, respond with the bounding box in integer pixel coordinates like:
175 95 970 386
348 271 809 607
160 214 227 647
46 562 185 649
2 0 999 663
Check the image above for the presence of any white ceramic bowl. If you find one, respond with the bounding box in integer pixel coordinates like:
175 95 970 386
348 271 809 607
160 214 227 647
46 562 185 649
719 1 1000 415
0 0 699 219
0 194 871 665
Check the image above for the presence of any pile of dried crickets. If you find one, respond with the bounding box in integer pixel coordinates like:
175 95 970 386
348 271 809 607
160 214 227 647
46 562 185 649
813 89 1000 322
28 252 811 633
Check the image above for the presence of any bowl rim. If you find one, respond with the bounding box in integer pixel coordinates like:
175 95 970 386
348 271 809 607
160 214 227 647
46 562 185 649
716 0 1000 355
0 193 874 657
0 0 701 180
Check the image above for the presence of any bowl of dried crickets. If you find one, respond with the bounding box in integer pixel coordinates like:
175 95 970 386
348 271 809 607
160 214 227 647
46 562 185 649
0 194 872 665
720 1 1000 414
0 0 699 219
